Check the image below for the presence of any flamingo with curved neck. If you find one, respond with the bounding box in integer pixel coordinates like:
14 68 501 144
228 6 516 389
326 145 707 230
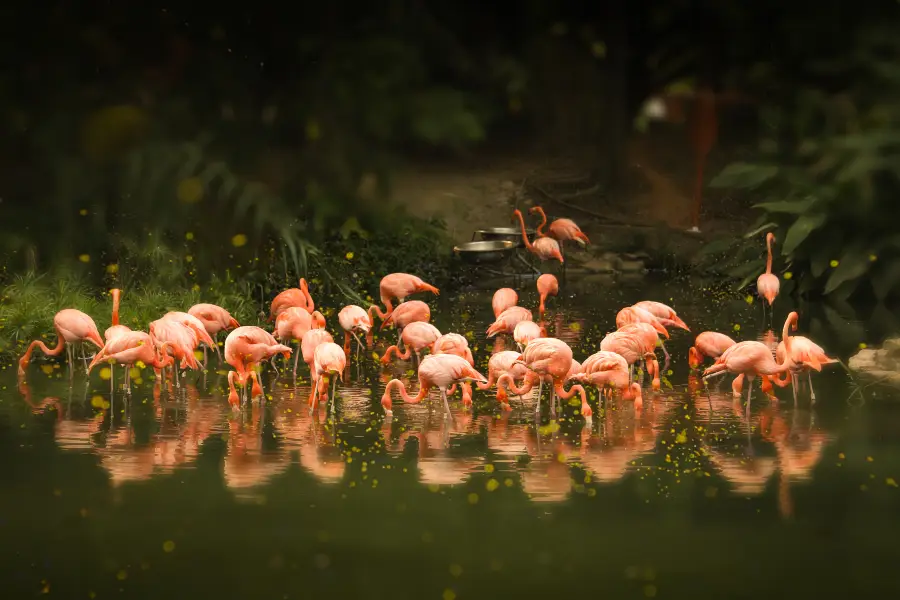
512 210 563 263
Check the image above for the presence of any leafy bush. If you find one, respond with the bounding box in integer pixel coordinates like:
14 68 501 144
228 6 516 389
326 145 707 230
704 26 900 302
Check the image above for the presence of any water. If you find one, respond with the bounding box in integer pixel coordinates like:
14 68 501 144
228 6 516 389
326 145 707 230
3 274 900 599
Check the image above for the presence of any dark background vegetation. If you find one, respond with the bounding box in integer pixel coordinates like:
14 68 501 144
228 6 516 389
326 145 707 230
1 0 899 349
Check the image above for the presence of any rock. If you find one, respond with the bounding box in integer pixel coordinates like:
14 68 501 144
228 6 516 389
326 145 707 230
849 338 900 388
882 338 900 357
580 257 616 274
618 254 647 274
848 349 878 371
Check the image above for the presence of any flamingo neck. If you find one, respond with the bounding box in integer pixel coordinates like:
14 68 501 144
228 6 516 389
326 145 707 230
111 290 121 325
369 303 391 322
535 207 548 236
513 211 534 251
385 378 430 404
766 235 774 275
781 314 795 363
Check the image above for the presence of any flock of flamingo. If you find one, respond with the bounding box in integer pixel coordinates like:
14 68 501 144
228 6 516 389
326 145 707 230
16 207 836 424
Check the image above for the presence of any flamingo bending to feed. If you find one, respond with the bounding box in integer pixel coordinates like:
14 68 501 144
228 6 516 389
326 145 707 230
381 322 442 365
269 278 315 322
536 274 558 319
149 317 202 385
512 209 563 264
301 329 335 393
703 313 795 412
381 353 487 419
380 300 431 346
338 305 374 359
633 300 690 331
570 351 643 409
616 323 664 390
505 337 592 422
477 350 538 408
756 233 780 316
492 288 518 318
689 331 774 396
487 306 533 338
513 320 544 350
771 312 837 404
600 329 656 388
530 205 590 260
224 326 291 410
275 307 326 377
432 333 476 406
188 303 240 361
89 331 174 395
158 312 217 356
616 306 671 361
309 342 347 415
368 273 439 323
19 309 104 379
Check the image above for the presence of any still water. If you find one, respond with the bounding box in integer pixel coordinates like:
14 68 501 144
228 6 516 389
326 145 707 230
3 274 900 599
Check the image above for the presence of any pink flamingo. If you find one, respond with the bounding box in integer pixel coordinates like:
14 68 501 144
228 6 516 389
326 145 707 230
771 312 837 404
504 337 592 422
381 322 442 365
757 233 780 316
486 305 533 338
703 313 795 412
275 307 326 378
224 326 292 410
157 312 217 355
492 288 518 318
616 306 671 361
380 300 431 346
689 331 774 397
148 317 202 385
477 350 538 408
381 353 487 419
530 205 590 260
513 320 544 350
88 331 174 395
269 278 315 322
19 309 104 379
432 333 476 407
309 342 347 415
188 302 240 361
632 300 690 331
338 305 374 359
570 350 643 409
536 274 559 319
512 209 563 264
600 329 653 387
616 323 664 390
301 329 335 399
368 273 439 323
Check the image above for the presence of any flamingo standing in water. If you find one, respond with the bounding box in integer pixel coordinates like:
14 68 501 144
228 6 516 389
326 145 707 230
149 317 202 386
381 353 487 419
512 209 563 264
309 342 347 415
529 205 590 261
89 331 175 395
513 320 544 350
188 303 240 362
338 305 373 359
158 312 217 358
616 306 671 361
536 274 558 319
570 351 643 409
478 350 538 408
492 288 518 318
600 329 652 386
487 306 533 338
431 332 476 407
771 312 837 404
275 307 326 378
633 300 690 331
380 300 431 347
689 330 774 397
269 278 315 322
757 233 780 320
224 326 291 410
616 323 664 390
19 309 104 379
104 289 132 393
301 329 335 389
368 273 439 324
381 322 441 365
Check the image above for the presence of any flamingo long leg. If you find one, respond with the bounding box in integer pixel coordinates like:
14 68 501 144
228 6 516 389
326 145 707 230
440 388 453 420
808 371 817 403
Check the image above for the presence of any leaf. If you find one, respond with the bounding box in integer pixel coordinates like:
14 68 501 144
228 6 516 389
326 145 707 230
810 251 831 278
743 221 778 239
782 213 827 256
824 248 871 294
822 302 864 345
753 197 819 214
694 237 735 257
728 259 763 280
872 261 900 301
709 162 778 189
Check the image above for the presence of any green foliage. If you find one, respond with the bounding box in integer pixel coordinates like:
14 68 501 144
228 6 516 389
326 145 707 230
706 26 900 301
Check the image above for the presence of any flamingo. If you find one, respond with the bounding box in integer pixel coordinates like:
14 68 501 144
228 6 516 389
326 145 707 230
432 333 476 407
633 300 690 331
157 312 217 356
513 320 544 350
616 323 664 390
309 342 347 415
486 306 533 338
381 353 487 419
771 313 837 404
703 313 795 412
477 350 538 408
188 303 240 362
88 331 175 395
600 329 654 387
269 278 315 322
379 300 431 347
492 288 518 318
512 209 563 264
148 317 202 385
536 274 559 319
367 273 439 323
689 331 775 397
275 307 326 378
570 351 643 409
18 309 104 379
529 205 590 261
224 326 291 410
505 337 592 422
381 322 442 365
301 329 335 392
757 232 780 318
616 306 671 361
338 305 374 359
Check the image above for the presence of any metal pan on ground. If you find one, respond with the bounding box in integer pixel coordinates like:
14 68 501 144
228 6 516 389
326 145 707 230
453 241 517 264
474 227 534 247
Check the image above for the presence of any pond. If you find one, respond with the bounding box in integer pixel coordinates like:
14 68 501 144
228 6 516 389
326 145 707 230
2 273 900 599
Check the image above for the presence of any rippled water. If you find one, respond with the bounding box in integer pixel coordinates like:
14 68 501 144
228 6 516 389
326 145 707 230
3 274 900 599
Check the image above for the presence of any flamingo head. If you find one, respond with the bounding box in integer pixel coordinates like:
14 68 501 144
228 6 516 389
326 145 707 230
312 311 326 329
651 319 670 339
381 394 393 417
766 232 776 245
688 346 702 370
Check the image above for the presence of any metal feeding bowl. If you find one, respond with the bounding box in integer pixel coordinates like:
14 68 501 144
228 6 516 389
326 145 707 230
475 227 533 247
453 240 516 264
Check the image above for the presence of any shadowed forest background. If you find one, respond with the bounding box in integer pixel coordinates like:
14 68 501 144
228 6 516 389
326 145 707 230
1 0 899 352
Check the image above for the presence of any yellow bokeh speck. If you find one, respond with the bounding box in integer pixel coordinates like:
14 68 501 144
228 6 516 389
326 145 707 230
231 234 248 247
